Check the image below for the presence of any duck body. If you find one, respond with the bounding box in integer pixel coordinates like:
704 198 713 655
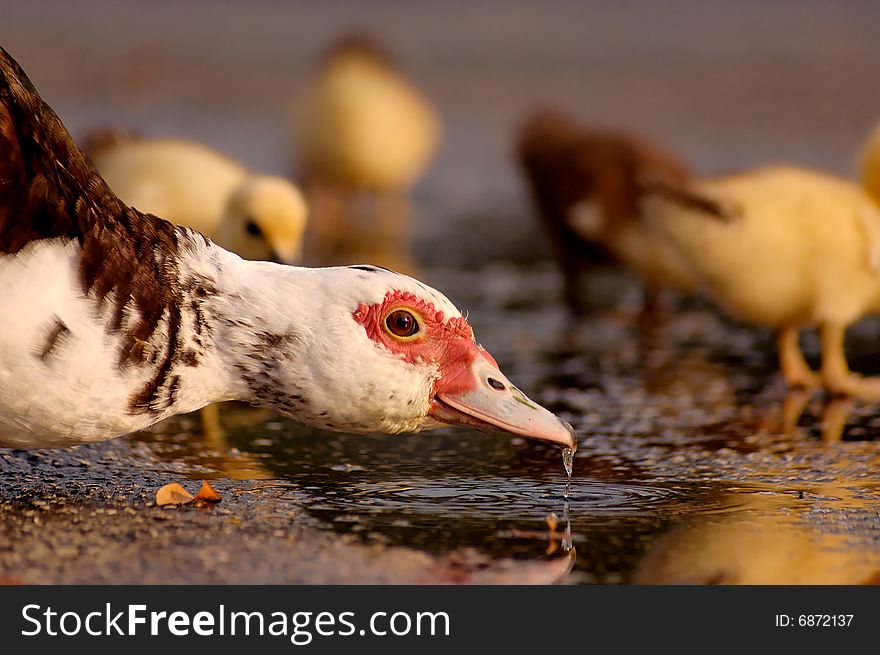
88 135 308 263
644 163 880 397
0 46 575 453
516 109 697 315
0 236 232 447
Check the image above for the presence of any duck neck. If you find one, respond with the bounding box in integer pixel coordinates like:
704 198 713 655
198 247 311 410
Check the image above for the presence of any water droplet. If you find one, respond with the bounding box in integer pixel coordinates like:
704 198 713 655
562 446 573 477
562 447 573 499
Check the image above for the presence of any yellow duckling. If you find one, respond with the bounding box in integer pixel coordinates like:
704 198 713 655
642 130 880 399
294 34 440 264
86 131 308 263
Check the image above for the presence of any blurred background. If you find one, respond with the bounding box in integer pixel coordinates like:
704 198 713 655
6 0 880 266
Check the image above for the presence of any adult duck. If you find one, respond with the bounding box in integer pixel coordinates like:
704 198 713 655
0 46 575 453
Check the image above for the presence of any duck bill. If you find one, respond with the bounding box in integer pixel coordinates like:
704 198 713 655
429 355 577 451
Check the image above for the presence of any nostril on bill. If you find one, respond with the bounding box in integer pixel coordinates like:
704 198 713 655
487 377 506 391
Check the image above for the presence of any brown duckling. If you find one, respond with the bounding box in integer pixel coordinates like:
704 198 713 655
516 109 697 317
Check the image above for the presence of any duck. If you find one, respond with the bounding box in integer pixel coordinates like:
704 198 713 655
85 130 308 264
293 34 440 267
0 46 576 455
516 108 699 317
641 131 880 399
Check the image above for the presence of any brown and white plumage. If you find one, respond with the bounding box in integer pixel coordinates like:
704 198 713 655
0 46 575 453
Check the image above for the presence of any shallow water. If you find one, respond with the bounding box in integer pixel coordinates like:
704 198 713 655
138 265 880 584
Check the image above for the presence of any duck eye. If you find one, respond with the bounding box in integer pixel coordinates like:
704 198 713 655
245 219 263 237
385 310 419 338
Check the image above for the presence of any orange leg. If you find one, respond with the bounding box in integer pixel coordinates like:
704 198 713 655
776 327 820 389
820 322 880 400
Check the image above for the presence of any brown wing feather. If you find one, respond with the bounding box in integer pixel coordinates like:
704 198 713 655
0 46 207 414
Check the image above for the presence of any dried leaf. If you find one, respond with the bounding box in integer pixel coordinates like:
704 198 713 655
194 479 222 503
156 482 194 506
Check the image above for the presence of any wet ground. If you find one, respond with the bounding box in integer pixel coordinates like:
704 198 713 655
2 1 880 583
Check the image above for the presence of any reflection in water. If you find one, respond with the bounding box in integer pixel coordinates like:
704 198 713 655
151 404 277 480
634 489 880 584
424 547 576 585
777 390 859 443
141 410 712 584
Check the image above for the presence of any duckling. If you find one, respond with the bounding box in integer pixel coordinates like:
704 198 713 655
294 34 440 267
85 131 308 263
858 120 880 204
516 109 698 317
642 149 880 399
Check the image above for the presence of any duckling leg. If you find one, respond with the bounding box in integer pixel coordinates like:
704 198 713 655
199 403 229 452
820 323 880 399
304 180 347 262
638 283 666 327
776 327 820 388
560 254 587 317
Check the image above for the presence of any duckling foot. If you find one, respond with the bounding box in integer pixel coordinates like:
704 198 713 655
784 367 822 390
824 373 880 402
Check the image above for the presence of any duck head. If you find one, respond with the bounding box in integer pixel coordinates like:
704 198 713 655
231 264 577 451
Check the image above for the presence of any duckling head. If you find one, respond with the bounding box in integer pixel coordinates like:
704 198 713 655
319 32 396 73
859 120 880 205
218 175 308 264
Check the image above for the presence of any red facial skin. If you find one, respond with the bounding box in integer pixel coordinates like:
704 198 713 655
353 290 497 399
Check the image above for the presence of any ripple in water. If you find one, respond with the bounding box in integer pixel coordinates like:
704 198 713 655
306 475 685 518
